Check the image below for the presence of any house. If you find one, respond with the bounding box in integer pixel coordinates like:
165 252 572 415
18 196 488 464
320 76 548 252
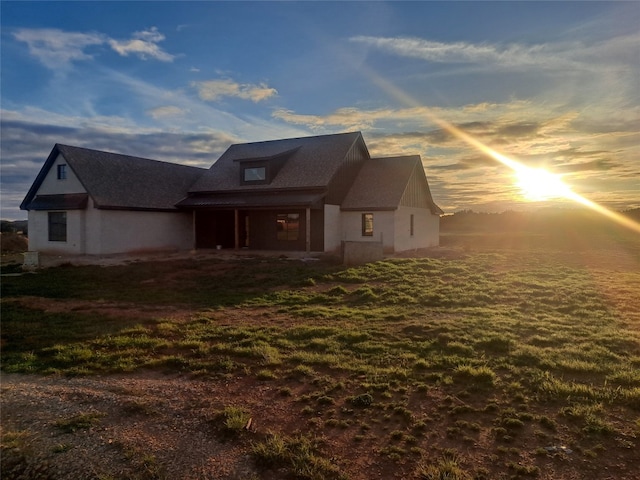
21 132 443 257
20 144 204 255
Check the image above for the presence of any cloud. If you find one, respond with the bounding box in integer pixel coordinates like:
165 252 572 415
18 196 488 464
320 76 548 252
271 94 638 212
108 27 174 62
12 26 175 69
554 158 617 174
0 102 310 219
13 28 105 69
192 79 278 103
350 35 569 70
147 106 188 120
0 110 237 219
349 34 639 73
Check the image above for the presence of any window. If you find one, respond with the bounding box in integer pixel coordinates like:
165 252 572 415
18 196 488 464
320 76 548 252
277 213 299 241
362 213 373 236
410 214 414 236
243 166 266 182
48 212 67 242
57 164 67 180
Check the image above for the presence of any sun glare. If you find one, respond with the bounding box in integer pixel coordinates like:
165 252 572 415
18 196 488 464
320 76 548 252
514 167 573 202
364 68 640 234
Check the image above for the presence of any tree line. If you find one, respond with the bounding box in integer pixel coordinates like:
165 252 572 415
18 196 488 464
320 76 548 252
440 208 640 234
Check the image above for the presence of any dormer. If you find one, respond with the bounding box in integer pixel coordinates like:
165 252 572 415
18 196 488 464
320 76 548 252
235 147 300 186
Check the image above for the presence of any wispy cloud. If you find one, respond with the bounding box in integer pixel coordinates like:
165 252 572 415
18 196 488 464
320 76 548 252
191 79 278 103
147 106 188 120
13 26 175 69
13 28 105 69
349 34 639 72
108 27 174 62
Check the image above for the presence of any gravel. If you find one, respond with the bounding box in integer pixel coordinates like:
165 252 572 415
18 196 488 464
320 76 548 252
1 372 262 480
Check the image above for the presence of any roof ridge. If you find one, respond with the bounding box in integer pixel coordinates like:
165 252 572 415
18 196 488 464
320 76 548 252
56 144 203 170
226 131 361 148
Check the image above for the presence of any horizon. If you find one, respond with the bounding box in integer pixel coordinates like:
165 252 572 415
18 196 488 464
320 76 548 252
2 1 639 221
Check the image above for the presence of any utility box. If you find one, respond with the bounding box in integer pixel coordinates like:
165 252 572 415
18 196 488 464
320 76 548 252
342 241 384 266
23 251 40 270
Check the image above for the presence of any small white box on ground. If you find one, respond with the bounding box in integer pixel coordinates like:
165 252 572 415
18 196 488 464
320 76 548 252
23 251 40 269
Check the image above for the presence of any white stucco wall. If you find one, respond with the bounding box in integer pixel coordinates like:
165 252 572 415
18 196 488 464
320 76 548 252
323 204 342 253
90 209 193 255
341 210 395 252
341 208 439 254
37 154 86 195
26 155 87 254
27 156 194 255
393 206 440 251
29 203 193 256
27 209 86 254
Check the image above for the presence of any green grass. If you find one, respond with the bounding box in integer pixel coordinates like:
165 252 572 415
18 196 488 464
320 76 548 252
252 434 346 480
54 412 105 434
2 242 640 479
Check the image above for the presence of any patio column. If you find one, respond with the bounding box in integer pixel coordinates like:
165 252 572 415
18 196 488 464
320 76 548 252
305 207 311 253
234 209 239 249
192 210 197 250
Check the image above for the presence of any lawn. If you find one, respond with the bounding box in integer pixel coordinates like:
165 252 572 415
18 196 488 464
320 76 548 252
2 231 639 479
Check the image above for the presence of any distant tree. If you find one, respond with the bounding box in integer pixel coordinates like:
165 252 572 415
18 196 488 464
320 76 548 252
1 220 28 235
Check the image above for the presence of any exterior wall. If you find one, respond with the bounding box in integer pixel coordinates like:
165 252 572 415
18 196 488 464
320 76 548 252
393 206 440 252
27 209 86 254
341 210 395 252
29 195 193 255
27 154 87 254
89 209 194 255
323 204 342 253
37 153 86 195
341 207 439 254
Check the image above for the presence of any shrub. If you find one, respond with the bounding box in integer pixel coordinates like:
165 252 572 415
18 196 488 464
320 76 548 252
415 450 472 480
252 434 346 479
220 406 251 432
453 365 497 388
349 393 373 408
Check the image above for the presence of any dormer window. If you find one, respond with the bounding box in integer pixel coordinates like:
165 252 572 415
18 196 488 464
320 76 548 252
236 146 300 186
240 162 269 185
57 164 67 180
244 166 266 182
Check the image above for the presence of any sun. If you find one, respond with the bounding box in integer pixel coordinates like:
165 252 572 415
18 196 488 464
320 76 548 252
514 167 573 202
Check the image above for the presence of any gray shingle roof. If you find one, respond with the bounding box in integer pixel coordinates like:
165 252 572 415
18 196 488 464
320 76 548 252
177 191 325 209
188 131 364 193
22 144 206 211
28 193 89 210
21 134 443 216
342 155 443 214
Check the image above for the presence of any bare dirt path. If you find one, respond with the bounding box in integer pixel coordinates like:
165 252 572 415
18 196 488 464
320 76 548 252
1 372 271 480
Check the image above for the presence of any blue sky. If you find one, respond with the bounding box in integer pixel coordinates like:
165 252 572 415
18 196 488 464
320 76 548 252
2 1 639 220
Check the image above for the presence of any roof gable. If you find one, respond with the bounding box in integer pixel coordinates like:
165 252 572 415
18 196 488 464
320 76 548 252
341 155 443 214
188 132 366 193
21 144 206 211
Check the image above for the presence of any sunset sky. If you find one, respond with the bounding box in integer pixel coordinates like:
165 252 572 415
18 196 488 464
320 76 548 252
2 1 638 220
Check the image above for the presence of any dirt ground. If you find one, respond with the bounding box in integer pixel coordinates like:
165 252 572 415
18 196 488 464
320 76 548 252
1 372 264 479
2 241 639 479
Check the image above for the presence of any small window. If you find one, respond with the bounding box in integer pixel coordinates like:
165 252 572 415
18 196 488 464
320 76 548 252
277 213 299 241
362 213 373 237
48 212 67 242
410 214 414 236
57 164 67 180
243 166 266 182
